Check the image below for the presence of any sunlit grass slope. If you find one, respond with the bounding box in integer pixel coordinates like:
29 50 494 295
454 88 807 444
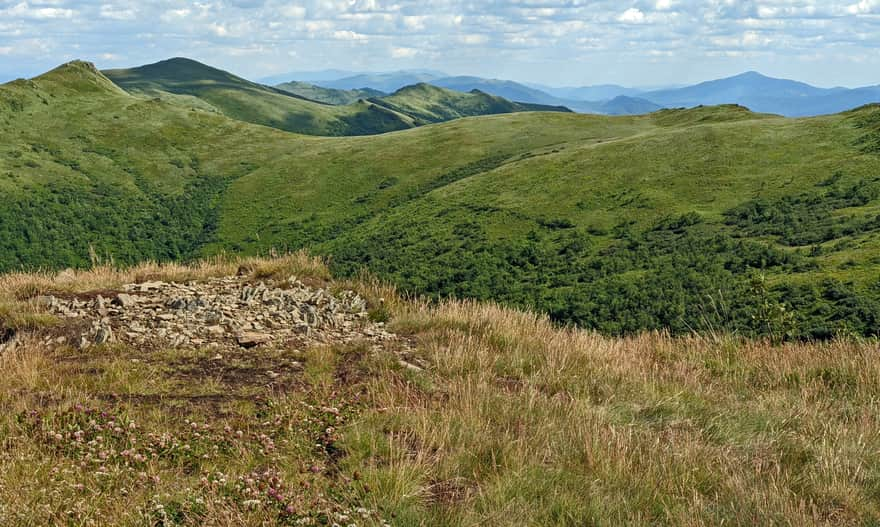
103 57 418 136
275 81 386 105
370 83 572 125
2 61 879 337
215 105 880 337
0 255 878 525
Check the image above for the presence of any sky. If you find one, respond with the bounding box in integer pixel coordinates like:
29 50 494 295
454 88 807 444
1 0 880 87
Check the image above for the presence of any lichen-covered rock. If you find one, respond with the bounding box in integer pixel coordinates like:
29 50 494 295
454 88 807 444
43 276 396 351
236 332 273 348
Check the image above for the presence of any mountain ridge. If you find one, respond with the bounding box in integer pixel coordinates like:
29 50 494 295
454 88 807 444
102 57 569 136
300 69 880 117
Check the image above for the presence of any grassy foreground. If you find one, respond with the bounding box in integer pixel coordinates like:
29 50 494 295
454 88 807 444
1 254 878 526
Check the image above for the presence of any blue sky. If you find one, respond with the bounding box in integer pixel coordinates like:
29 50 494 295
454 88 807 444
1 0 880 87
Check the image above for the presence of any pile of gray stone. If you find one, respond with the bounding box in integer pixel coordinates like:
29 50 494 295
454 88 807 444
37 276 395 350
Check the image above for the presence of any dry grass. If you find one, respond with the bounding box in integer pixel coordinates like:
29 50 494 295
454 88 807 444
346 299 880 526
1 256 878 526
0 251 329 299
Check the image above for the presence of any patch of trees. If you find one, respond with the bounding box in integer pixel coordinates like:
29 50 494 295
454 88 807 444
326 208 879 340
725 177 880 246
0 167 228 270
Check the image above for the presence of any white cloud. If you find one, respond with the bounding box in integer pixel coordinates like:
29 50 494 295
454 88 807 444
100 4 135 21
848 0 880 14
280 5 306 18
459 34 488 45
160 8 190 22
210 23 229 37
391 46 418 58
618 8 646 24
6 2 75 19
4 0 880 87
402 15 427 30
332 30 368 41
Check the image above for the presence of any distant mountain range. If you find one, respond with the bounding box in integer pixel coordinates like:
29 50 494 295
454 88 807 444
269 69 880 117
635 71 880 117
278 73 632 114
258 69 446 86
103 58 570 136
524 83 648 101
275 81 385 105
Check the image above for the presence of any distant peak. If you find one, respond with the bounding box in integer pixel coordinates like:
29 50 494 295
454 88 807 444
33 60 124 94
157 57 206 66
727 71 775 82
103 57 247 87
55 60 101 75
138 57 218 71
394 82 441 94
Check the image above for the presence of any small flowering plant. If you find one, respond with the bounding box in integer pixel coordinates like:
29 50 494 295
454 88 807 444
16 404 253 482
15 395 386 525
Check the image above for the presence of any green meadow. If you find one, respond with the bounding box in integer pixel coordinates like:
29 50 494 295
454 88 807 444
2 61 879 338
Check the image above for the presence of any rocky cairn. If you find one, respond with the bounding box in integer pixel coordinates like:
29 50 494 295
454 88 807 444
37 276 395 351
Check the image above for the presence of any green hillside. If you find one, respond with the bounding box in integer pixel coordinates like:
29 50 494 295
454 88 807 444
370 83 572 125
2 61 879 338
275 80 386 105
103 58 568 136
103 57 417 136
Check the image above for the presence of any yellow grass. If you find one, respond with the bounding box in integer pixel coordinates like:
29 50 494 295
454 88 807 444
0 255 878 526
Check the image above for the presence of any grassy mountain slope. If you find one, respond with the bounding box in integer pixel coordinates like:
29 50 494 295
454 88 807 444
428 75 603 112
103 57 418 136
104 58 567 136
368 83 570 125
3 62 880 338
0 60 293 267
318 73 599 113
275 81 386 105
215 104 880 338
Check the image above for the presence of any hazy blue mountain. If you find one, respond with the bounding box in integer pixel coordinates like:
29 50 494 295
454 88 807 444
429 76 563 105
301 69 880 117
598 96 663 115
527 83 645 101
259 69 361 85
261 68 447 87
732 88 880 117
636 71 880 116
643 71 830 106
317 72 444 93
